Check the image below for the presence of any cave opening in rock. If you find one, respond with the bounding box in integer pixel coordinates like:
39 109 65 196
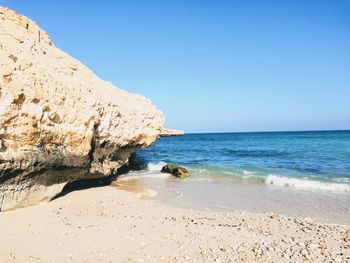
51 151 149 201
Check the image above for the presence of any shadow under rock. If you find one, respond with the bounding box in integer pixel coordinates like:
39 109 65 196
51 152 149 200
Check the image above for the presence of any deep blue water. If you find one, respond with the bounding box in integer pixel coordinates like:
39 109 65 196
137 130 350 192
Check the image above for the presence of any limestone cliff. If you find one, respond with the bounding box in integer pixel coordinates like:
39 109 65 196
0 7 164 211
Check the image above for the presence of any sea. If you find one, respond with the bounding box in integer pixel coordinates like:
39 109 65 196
115 130 350 224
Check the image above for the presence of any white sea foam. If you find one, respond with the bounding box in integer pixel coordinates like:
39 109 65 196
333 177 350 184
118 173 168 181
117 162 169 181
266 175 350 192
189 177 214 182
243 170 255 175
174 190 184 199
147 161 167 172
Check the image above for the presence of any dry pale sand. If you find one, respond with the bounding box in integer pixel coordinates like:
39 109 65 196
0 184 349 263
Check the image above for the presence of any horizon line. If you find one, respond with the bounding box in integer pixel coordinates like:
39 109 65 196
184 129 350 135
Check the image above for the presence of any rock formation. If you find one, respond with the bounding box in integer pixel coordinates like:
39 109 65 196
160 128 184 137
161 164 191 178
0 7 164 211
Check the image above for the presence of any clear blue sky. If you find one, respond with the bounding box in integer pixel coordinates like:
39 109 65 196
2 0 350 132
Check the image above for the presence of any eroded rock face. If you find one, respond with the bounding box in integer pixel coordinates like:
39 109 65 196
0 7 164 210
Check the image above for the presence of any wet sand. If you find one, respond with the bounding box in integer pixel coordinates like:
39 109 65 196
0 184 349 262
115 174 350 225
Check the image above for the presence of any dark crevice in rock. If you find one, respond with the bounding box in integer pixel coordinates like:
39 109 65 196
87 122 99 167
20 166 69 184
1 165 89 187
51 151 148 201
0 168 24 184
115 151 148 175
0 194 4 212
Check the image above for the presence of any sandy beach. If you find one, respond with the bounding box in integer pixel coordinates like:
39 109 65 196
1 3 349 263
0 184 349 263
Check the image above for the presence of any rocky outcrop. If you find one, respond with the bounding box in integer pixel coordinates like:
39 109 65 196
161 164 191 178
160 128 184 137
0 7 164 211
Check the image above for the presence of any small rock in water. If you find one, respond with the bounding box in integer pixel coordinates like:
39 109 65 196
160 164 191 178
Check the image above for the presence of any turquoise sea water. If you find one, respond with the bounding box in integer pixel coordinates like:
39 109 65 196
138 130 350 191
119 130 350 224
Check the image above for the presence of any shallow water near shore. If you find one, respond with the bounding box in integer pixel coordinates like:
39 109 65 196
114 170 350 225
114 131 350 225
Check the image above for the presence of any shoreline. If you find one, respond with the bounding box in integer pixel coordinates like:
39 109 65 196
1 185 349 262
114 170 350 226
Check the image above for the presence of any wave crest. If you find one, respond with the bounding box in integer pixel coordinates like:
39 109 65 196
147 161 167 172
266 175 350 192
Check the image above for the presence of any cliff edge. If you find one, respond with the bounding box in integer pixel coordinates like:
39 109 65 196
0 7 164 210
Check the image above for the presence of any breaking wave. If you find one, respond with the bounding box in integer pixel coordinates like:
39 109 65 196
147 161 167 172
265 175 350 193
